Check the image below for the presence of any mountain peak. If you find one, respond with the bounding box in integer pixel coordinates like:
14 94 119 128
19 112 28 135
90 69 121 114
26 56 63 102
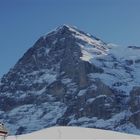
47 24 79 36
44 25 106 49
1 25 140 136
43 24 77 39
56 24 76 30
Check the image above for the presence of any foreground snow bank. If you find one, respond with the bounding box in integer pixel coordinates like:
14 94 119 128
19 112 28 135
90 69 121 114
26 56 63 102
7 126 140 139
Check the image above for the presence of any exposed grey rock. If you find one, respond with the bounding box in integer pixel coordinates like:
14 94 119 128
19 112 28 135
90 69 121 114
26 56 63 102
129 87 140 128
130 87 140 112
129 112 140 129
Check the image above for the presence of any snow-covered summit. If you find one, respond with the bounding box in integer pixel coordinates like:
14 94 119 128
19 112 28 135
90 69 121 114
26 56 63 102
43 24 109 63
45 24 106 48
0 25 140 136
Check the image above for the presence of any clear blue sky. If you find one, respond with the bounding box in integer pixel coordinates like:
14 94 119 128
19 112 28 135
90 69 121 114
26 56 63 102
0 0 140 77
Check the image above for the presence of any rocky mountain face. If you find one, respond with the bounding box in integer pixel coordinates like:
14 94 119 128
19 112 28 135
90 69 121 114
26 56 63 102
0 25 140 135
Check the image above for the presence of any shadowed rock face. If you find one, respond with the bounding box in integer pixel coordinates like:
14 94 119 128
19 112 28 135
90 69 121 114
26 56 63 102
130 112 140 129
129 87 140 128
0 25 140 135
130 87 140 112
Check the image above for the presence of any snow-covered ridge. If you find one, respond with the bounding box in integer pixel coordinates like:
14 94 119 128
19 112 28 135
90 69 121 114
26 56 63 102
45 24 106 47
44 24 109 63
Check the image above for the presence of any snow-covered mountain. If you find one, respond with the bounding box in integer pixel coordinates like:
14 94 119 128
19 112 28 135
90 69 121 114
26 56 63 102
0 25 140 135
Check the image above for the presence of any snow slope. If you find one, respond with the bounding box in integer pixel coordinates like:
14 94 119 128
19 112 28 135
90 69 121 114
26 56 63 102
7 126 140 139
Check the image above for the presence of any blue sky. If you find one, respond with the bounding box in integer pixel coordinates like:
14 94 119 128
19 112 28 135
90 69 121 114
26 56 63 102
0 0 140 77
